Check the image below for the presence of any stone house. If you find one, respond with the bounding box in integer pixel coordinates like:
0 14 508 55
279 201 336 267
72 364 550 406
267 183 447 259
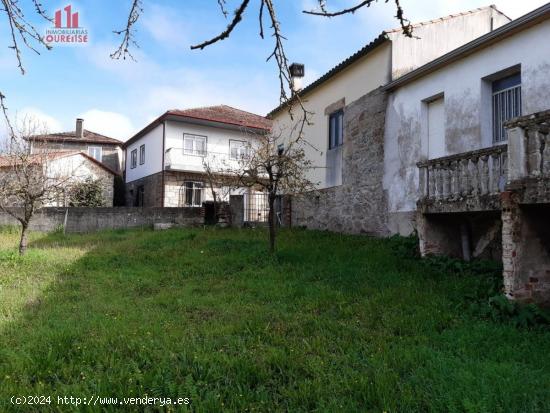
29 118 123 173
383 4 550 304
0 151 117 207
270 3 550 305
269 5 511 236
123 105 272 218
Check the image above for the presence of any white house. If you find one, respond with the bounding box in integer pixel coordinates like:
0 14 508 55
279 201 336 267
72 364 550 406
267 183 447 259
123 105 272 210
268 6 510 235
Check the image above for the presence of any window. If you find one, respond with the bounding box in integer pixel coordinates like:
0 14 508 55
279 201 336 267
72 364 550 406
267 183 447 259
183 134 206 156
130 149 137 169
135 185 144 207
180 181 204 207
277 143 284 156
230 140 249 160
329 110 344 149
139 144 145 165
493 72 521 143
88 146 102 162
427 96 445 159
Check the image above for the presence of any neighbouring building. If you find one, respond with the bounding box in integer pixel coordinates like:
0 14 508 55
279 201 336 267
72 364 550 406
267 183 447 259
0 151 117 207
383 4 550 304
123 105 272 216
29 118 123 173
269 5 511 236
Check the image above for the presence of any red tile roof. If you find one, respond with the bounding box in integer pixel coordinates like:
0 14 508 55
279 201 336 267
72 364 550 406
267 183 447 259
30 130 122 145
167 105 272 131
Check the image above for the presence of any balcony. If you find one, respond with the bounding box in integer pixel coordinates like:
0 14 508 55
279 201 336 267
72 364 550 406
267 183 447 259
164 148 245 173
417 145 507 213
505 109 550 204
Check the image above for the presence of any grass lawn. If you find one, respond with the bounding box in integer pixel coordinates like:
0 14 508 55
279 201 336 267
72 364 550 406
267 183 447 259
0 227 549 412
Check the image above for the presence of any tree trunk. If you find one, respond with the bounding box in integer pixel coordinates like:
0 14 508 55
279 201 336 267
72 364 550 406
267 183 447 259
19 224 28 255
268 193 276 253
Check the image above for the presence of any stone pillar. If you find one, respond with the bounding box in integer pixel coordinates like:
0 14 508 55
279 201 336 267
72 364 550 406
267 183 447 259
229 195 244 228
501 191 524 300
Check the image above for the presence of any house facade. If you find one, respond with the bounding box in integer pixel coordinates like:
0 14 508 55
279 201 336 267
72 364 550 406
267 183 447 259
123 105 272 210
29 118 123 173
0 151 116 207
269 6 510 235
383 4 550 304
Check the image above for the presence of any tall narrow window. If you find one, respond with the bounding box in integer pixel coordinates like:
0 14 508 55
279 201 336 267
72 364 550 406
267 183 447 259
130 149 137 169
183 134 206 156
329 110 344 149
427 96 445 159
180 181 204 207
493 72 521 143
139 144 145 165
230 140 249 160
88 146 102 162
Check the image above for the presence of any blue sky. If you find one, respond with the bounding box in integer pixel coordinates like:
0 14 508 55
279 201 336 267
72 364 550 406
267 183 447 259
1 0 547 141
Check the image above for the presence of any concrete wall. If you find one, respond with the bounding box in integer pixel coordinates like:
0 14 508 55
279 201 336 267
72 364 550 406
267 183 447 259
388 6 510 79
384 21 550 233
0 207 203 233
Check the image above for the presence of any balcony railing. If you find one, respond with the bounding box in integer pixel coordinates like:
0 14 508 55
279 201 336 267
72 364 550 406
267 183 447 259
164 148 247 173
506 110 550 182
417 144 508 201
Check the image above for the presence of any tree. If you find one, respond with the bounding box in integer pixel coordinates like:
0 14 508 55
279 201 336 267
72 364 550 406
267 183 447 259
68 177 106 207
202 153 236 224
0 118 73 254
231 129 316 253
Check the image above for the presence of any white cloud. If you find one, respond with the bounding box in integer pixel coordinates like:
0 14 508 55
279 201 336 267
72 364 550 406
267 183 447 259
141 4 189 49
77 109 136 141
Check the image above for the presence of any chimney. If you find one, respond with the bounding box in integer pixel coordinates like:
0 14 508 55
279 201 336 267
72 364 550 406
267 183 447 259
289 63 305 95
76 118 84 139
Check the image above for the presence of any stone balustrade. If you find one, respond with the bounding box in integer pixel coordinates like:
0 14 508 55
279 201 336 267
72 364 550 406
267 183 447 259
505 109 550 182
417 145 508 201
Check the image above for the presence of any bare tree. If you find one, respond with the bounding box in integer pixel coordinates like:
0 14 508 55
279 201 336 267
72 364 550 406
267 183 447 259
229 128 316 253
0 118 73 254
202 152 237 224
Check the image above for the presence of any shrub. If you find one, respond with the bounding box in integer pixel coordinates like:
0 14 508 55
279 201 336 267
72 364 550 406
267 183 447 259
68 178 105 207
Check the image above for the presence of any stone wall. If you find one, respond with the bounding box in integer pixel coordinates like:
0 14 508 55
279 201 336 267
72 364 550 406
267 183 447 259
0 207 203 233
125 172 164 207
292 87 390 236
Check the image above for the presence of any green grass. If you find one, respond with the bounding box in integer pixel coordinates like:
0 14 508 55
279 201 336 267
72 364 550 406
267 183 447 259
1 227 549 412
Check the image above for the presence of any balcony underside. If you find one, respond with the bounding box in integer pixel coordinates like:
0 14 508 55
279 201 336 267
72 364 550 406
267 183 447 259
418 193 502 214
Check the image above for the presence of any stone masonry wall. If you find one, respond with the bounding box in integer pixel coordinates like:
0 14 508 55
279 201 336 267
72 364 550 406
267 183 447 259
292 87 390 236
125 172 164 207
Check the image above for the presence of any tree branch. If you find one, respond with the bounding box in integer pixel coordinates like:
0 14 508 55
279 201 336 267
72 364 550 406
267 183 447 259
191 0 250 50
111 0 143 60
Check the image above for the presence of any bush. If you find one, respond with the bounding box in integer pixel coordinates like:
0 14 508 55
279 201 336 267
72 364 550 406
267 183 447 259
68 178 106 207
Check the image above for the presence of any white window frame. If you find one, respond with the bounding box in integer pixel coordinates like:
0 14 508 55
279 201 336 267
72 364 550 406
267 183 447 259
88 146 103 162
229 140 249 160
139 144 145 165
183 134 207 156
182 181 204 207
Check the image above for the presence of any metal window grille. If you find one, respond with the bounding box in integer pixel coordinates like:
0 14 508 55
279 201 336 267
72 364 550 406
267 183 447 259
493 84 521 143
244 193 269 223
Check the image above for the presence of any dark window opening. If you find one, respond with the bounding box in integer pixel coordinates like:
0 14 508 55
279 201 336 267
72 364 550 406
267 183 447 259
329 110 344 149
